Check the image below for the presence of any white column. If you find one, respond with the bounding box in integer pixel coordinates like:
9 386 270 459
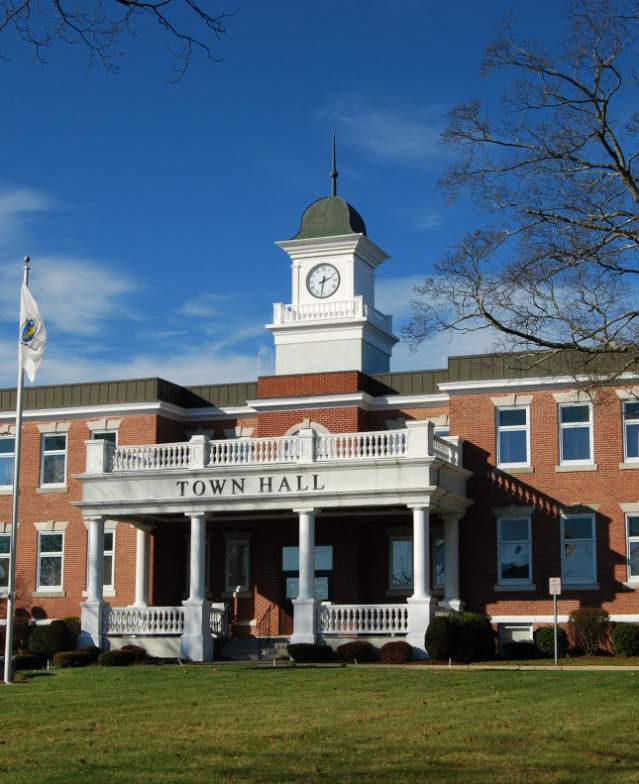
290 508 317 644
406 504 434 658
134 526 150 607
80 516 105 649
442 515 464 612
181 513 213 662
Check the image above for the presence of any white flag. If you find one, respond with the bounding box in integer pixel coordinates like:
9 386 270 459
19 284 46 383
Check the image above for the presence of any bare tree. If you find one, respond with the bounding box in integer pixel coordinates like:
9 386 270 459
0 0 233 77
406 0 639 376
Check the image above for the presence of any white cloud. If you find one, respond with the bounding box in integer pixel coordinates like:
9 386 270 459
332 108 445 164
0 255 136 335
0 188 48 248
392 329 502 372
179 293 229 318
413 211 443 231
376 274 425 321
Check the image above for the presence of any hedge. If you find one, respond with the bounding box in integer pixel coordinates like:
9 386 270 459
336 641 377 663
52 650 93 668
534 626 568 658
98 649 136 667
425 612 495 662
502 641 538 660
612 623 639 656
569 608 609 655
13 651 46 671
28 620 75 657
379 641 412 664
120 644 148 663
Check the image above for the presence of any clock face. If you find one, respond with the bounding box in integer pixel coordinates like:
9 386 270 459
306 264 340 299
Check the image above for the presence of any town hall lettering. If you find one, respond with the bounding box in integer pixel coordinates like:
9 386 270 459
176 474 325 498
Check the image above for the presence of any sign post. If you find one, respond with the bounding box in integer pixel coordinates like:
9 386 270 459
548 577 562 665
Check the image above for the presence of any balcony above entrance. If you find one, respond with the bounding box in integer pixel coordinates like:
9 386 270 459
77 420 472 518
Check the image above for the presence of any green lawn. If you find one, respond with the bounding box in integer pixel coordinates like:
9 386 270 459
1 664 639 783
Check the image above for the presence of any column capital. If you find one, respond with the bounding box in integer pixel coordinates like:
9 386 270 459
83 514 104 525
407 501 432 511
292 507 318 515
439 512 463 524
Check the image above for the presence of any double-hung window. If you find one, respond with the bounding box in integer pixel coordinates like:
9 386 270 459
561 514 597 585
225 538 250 593
497 517 532 585
559 404 593 464
91 430 117 446
41 434 67 487
37 532 64 591
497 407 529 467
389 536 413 591
0 533 10 589
623 402 639 462
0 437 15 487
626 515 639 582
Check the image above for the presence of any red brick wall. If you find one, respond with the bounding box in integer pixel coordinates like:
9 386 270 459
450 386 639 618
256 407 361 437
257 372 365 399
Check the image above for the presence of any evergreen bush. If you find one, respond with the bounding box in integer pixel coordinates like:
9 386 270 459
569 608 609 655
13 651 46 670
612 623 639 656
336 641 378 663
379 641 413 664
534 626 568 658
52 650 93 668
28 620 74 657
98 649 136 667
425 612 495 662
120 644 148 663
502 641 538 660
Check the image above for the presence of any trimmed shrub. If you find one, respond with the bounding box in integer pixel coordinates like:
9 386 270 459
79 645 102 663
287 643 333 663
379 640 412 664
502 641 538 660
336 641 377 663
612 623 639 657
425 612 495 663
61 616 81 644
534 626 568 658
13 651 46 671
569 608 610 656
13 618 33 651
98 649 136 667
120 644 148 663
28 620 74 657
52 650 93 668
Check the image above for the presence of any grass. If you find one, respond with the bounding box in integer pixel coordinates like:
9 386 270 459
1 664 639 783
467 656 639 667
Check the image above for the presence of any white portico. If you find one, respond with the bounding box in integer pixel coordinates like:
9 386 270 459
77 421 471 660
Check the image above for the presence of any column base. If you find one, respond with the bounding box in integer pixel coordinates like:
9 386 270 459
406 596 435 659
180 599 214 662
290 598 318 645
439 598 464 612
79 600 106 650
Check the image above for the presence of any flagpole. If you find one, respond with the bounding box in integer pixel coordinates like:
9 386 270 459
3 256 30 684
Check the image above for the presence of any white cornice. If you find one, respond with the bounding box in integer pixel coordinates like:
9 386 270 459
438 371 639 394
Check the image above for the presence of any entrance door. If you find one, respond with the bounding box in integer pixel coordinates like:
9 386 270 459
279 545 333 635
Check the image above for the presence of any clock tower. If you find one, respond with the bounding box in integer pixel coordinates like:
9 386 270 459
266 150 397 375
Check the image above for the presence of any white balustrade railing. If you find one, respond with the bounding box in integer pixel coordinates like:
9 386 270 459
273 297 365 324
208 436 302 466
315 430 406 461
210 604 229 638
103 606 184 635
111 443 191 472
318 603 409 635
432 436 461 467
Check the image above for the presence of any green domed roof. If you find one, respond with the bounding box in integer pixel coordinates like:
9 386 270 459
293 195 367 240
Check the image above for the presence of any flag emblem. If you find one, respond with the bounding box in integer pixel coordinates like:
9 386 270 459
21 318 40 345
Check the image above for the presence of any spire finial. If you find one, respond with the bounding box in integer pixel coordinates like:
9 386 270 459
330 131 338 197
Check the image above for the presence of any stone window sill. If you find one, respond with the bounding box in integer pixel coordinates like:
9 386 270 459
36 485 69 494
623 581 639 590
82 589 116 598
494 584 536 592
554 464 597 473
562 583 600 591
0 487 13 495
619 462 639 470
498 466 534 475
32 590 67 598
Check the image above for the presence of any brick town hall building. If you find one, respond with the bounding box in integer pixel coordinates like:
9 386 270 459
1 184 639 660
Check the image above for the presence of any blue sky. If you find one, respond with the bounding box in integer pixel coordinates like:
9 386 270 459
0 0 565 388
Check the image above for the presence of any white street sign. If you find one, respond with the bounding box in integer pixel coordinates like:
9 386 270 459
549 577 562 596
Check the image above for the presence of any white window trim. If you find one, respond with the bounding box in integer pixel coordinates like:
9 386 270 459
561 513 597 585
496 406 530 468
40 433 68 488
388 534 413 593
0 434 15 489
37 531 65 592
224 537 250 594
91 430 119 446
559 402 594 466
626 514 639 583
623 401 639 463
497 515 533 586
